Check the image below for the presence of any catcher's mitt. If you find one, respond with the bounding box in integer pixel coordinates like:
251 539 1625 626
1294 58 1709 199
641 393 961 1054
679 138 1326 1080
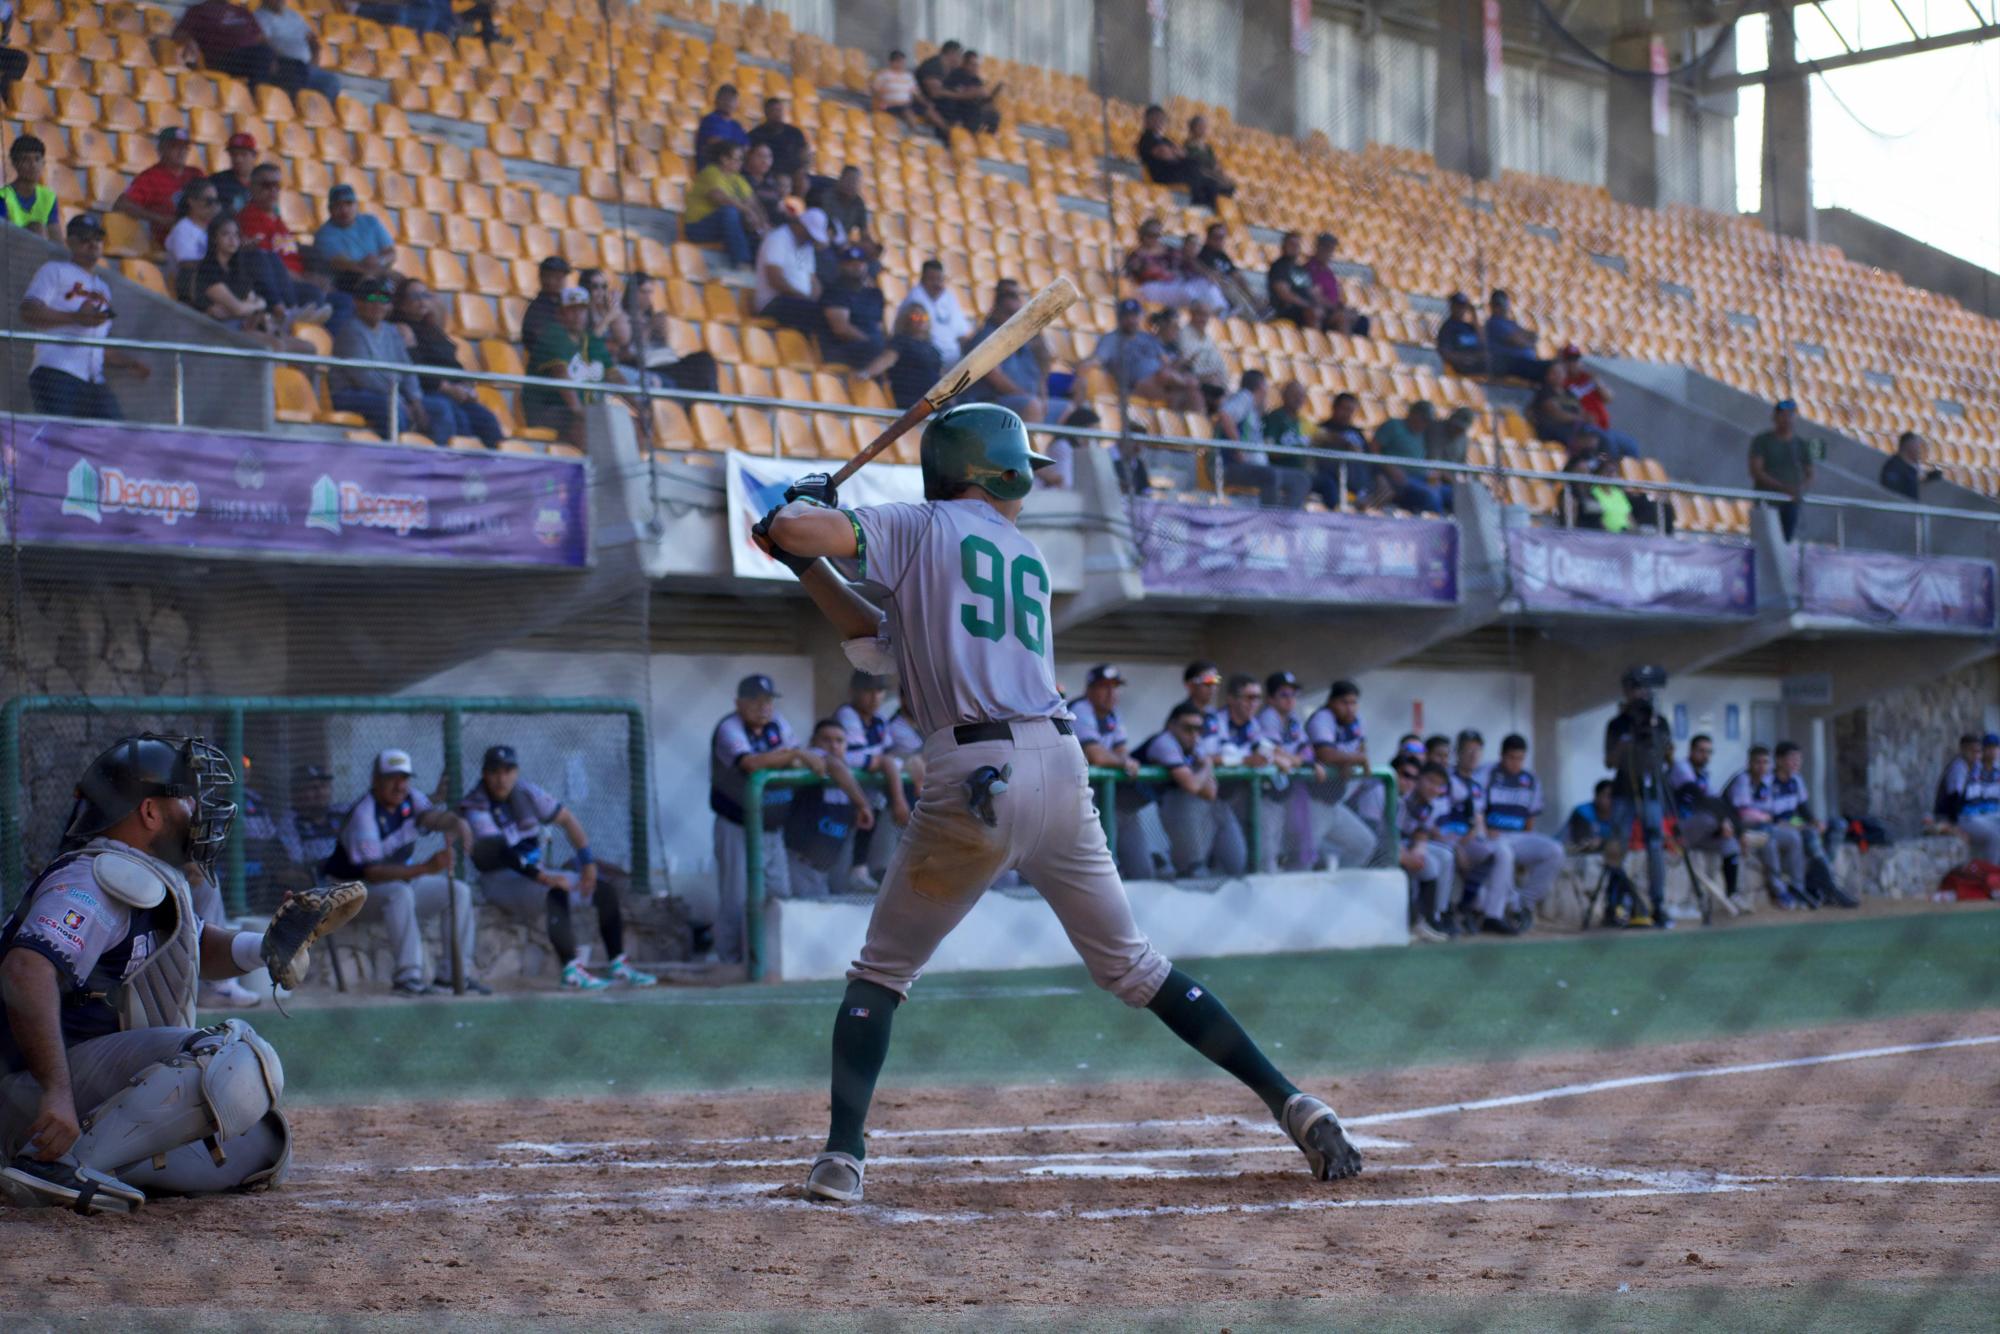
262 881 367 994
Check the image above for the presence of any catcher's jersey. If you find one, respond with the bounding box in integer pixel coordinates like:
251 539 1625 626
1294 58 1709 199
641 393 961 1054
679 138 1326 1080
852 499 1066 739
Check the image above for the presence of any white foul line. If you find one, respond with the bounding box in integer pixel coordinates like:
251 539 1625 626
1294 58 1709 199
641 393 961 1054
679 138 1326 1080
1345 1033 2000 1128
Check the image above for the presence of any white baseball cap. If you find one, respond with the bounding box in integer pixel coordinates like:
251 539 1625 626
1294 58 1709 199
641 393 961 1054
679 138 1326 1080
559 285 590 306
800 207 830 245
374 748 415 776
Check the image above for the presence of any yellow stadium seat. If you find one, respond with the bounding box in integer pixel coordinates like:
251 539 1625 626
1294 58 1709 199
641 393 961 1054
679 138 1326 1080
273 367 319 423
689 402 735 450
742 326 780 368
649 399 695 450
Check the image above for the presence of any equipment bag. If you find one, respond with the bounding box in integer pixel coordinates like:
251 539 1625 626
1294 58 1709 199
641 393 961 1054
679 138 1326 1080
1936 861 2000 902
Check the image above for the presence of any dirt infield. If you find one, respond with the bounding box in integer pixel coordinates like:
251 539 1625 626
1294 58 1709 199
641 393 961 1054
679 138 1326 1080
8 1010 1999 1322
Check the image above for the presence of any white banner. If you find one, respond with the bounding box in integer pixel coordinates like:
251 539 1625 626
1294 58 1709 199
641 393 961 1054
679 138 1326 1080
723 450 924 580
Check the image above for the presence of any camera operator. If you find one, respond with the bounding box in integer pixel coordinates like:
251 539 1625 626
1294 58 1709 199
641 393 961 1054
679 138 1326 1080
1603 665 1671 927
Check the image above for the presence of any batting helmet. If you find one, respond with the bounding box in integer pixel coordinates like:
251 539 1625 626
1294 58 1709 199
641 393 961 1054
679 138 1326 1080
61 733 237 870
918 403 1053 502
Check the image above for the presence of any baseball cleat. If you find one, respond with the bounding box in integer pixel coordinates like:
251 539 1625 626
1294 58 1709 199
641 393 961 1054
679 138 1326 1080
608 956 658 987
1 1155 145 1215
561 963 612 991
804 1150 865 1203
1281 1094 1363 1182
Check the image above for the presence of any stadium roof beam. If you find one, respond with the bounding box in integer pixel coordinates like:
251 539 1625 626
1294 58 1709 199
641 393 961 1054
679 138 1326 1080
1703 18 2000 89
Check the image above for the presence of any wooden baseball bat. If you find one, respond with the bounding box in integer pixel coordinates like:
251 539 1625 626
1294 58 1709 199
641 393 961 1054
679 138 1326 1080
826 275 1080 489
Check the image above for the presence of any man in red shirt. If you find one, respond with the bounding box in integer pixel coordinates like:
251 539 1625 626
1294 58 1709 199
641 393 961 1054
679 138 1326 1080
114 127 204 245
236 161 350 332
1557 344 1610 428
172 0 275 86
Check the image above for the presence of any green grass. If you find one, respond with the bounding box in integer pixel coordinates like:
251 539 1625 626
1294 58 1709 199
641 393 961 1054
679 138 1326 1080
259 910 2000 1104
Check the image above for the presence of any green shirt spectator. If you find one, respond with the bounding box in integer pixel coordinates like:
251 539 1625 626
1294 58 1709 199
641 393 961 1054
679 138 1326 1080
683 160 753 228
1374 403 1434 461
1748 429 1811 491
1426 407 1476 466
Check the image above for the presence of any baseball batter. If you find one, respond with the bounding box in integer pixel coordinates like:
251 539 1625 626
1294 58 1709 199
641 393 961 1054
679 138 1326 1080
758 403 1362 1203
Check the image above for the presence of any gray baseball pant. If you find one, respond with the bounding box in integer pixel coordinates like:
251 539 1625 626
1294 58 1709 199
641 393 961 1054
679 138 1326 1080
713 816 789 965
1407 840 1455 921
1312 798 1379 870
1453 834 1516 920
1677 811 1741 861
1498 832 1564 912
1759 825 1806 892
1114 804 1166 882
787 834 854 900
1160 787 1248 878
352 873 476 986
1961 814 2000 863
850 720 1172 1006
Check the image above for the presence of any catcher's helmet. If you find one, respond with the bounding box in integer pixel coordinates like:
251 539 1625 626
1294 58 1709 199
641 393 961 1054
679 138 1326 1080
919 403 1053 502
62 733 237 870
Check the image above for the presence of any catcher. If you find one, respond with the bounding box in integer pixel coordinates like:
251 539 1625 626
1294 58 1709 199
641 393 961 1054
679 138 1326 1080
0 734 363 1215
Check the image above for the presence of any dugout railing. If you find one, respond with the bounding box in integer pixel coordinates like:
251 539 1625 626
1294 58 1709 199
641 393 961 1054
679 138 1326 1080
0 694 651 923
740 764 1399 981
5 327 1996 557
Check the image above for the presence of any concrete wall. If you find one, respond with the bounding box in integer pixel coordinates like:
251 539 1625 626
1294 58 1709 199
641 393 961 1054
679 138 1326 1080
1847 656 2000 832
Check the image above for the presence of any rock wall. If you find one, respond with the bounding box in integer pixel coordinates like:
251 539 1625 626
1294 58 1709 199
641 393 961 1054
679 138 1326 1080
1854 657 2000 833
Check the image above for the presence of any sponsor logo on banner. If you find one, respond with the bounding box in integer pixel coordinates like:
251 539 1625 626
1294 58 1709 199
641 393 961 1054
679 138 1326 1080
533 478 572 547
305 474 429 536
60 458 201 526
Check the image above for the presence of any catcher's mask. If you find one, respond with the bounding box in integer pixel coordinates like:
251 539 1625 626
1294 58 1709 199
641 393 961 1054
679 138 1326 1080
63 733 238 874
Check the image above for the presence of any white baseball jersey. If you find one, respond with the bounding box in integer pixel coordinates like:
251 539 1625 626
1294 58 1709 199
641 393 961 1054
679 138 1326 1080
853 499 1066 738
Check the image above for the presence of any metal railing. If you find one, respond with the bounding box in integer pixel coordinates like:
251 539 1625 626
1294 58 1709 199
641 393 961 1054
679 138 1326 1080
0 695 651 921
738 764 1399 982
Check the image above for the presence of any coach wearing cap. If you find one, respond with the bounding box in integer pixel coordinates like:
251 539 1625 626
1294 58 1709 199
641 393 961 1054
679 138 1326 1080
325 749 484 998
19 213 151 421
710 675 826 965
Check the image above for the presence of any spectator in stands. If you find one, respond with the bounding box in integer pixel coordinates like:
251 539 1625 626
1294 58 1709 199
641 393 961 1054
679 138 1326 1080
709 673 822 962
116 127 204 246
1365 401 1449 515
617 272 717 394
1304 232 1370 337
742 142 788 227
1175 301 1229 406
941 48 1001 134
913 41 963 134
173 0 276 89
206 132 259 215
20 214 150 421
1483 290 1554 382
1141 701 1243 879
1747 398 1813 541
754 201 827 333
2 133 59 242
238 164 346 332
1556 344 1611 426
1263 379 1312 453
818 243 894 377
1564 437 1671 534
1427 405 1475 470
782 718 876 901
1308 390 1369 508
748 97 810 196
695 83 749 163
314 183 396 294
460 744 655 989
255 0 341 104
1266 231 1331 330
1548 358 1643 460
1195 221 1262 318
884 305 942 409
1179 115 1236 209
520 254 570 356
898 258 974 362
1092 297 1202 411
967 278 1049 422
1136 105 1215 204
873 49 945 136
0 3 25 108
524 285 612 447
575 267 633 378
332 277 445 442
1529 369 1593 451
808 165 872 250
1879 430 1943 501
391 276 503 448
1565 779 1619 854
1123 216 1226 314
683 142 764 270
1435 290 1486 374
325 747 483 998
189 213 298 350
1212 369 1310 508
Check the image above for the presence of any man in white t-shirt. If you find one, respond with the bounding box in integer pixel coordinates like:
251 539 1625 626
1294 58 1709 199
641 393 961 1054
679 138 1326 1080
20 213 151 421
896 258 974 363
754 201 826 334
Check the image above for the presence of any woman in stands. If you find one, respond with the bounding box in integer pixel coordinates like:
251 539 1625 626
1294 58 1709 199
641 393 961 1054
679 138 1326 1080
165 181 224 304
191 215 313 355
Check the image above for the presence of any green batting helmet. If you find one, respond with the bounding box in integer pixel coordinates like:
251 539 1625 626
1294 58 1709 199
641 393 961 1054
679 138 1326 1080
918 403 1054 502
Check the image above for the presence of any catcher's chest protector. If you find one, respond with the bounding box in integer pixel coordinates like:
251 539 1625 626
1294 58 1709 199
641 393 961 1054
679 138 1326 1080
83 842 202 1032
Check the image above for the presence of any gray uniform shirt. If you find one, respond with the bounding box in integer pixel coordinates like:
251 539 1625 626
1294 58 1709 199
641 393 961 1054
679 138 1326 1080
854 499 1066 739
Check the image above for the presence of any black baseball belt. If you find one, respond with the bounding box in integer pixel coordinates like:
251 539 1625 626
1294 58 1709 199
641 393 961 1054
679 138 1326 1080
953 718 1075 746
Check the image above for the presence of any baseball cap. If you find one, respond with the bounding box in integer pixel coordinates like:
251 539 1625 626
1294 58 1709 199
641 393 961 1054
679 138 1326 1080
227 132 258 151
539 255 573 274
849 670 890 691
838 243 869 262
1264 670 1299 694
1116 297 1142 315
67 211 105 239
1183 661 1221 685
355 276 393 302
155 126 190 146
737 673 780 699
800 207 830 245
1775 398 1797 413
1984 733 2000 747
327 183 357 205
291 762 333 783
559 285 590 306
373 748 415 777
481 744 519 771
1087 664 1125 686
1447 290 1472 307
1456 728 1484 746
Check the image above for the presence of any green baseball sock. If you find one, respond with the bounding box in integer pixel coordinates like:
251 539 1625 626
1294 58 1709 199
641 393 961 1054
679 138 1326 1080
824 979 901 1161
1147 967 1300 1120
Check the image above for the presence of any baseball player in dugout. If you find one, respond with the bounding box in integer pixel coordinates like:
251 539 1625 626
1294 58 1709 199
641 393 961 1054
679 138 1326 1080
0 734 364 1215
755 402 1363 1204
460 744 656 991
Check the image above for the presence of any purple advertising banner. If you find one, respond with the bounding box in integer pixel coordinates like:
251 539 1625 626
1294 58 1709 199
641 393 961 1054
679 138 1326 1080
1508 528 1755 616
1135 502 1458 603
0 419 587 568
1799 544 1995 631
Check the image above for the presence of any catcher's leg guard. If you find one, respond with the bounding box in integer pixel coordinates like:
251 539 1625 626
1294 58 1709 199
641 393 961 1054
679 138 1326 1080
71 1019 287 1189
